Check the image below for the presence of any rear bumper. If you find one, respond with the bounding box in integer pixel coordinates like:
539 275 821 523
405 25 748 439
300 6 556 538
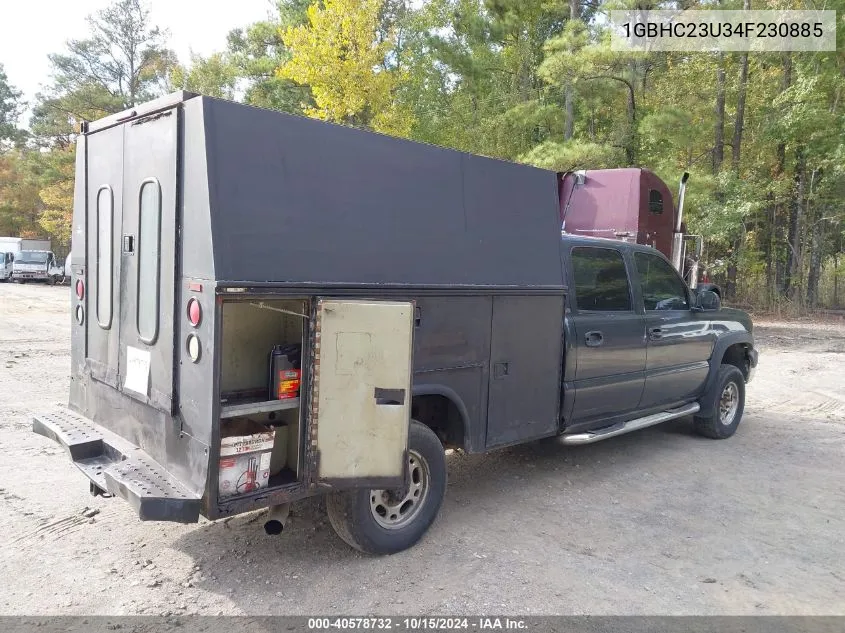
33 408 201 523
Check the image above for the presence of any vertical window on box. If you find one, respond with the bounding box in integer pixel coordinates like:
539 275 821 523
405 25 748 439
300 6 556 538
96 186 113 329
137 179 162 344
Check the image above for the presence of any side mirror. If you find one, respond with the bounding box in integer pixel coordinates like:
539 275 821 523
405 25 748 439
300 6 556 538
695 289 721 311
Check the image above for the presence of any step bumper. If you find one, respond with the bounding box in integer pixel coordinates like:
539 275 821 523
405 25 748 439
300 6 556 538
33 408 201 523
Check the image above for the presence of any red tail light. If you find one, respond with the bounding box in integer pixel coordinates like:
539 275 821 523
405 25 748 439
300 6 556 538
75 279 85 300
187 298 201 327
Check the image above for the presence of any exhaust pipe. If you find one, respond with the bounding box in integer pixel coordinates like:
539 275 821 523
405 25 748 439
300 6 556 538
263 503 290 535
671 172 690 272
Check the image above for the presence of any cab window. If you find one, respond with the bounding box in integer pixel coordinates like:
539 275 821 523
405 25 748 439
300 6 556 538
634 251 690 310
571 247 632 312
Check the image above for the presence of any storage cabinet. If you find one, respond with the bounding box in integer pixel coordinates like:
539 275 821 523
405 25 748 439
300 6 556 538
217 298 309 499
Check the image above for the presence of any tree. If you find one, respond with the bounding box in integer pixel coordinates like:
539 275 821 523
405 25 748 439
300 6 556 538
31 0 176 143
0 152 42 237
227 0 312 113
278 0 413 135
37 149 76 247
170 53 238 99
0 64 24 148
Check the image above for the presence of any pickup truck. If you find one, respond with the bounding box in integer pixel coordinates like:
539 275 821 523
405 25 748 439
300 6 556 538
33 92 757 556
555 234 755 444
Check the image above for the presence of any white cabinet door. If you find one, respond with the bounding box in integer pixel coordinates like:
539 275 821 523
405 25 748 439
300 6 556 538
312 298 414 486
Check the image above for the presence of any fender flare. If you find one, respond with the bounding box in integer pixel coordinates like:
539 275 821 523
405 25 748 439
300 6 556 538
698 331 755 417
411 384 472 451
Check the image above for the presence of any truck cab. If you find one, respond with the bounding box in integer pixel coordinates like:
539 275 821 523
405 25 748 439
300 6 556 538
11 250 63 284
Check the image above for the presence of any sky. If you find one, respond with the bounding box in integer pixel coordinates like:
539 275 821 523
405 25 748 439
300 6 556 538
0 0 276 121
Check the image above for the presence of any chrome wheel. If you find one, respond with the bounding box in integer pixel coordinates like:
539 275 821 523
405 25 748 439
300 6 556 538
719 382 739 426
369 450 430 530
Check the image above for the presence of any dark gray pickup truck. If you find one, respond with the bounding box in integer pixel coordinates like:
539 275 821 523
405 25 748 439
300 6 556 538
35 93 757 555
555 234 756 445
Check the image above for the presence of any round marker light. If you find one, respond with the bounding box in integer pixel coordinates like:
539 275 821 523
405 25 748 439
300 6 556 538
75 305 85 325
187 298 201 327
186 334 201 363
75 279 85 300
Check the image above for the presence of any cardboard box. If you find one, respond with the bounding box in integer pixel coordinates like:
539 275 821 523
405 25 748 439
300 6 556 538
219 419 275 498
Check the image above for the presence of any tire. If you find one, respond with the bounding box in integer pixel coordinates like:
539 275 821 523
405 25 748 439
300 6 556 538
694 364 745 439
326 420 447 555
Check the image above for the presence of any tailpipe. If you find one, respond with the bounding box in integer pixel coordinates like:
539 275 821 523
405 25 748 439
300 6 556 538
263 503 291 535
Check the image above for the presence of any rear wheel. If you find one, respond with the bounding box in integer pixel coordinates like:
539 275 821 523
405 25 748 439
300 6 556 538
694 364 745 439
326 420 446 554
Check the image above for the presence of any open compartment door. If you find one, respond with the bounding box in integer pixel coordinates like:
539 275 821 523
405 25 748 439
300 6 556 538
311 299 414 487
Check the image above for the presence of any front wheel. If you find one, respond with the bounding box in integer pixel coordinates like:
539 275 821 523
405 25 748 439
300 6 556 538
694 364 746 439
326 420 446 554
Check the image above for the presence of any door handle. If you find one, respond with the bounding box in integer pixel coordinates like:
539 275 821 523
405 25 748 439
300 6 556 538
649 327 663 340
584 331 604 347
374 387 405 406
493 362 509 379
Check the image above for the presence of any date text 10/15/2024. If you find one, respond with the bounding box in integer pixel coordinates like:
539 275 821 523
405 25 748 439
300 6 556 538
307 617 528 631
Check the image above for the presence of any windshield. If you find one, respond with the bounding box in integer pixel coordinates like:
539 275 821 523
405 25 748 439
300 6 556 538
16 251 49 265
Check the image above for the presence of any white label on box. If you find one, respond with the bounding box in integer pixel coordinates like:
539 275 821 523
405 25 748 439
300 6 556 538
220 431 275 456
124 346 151 396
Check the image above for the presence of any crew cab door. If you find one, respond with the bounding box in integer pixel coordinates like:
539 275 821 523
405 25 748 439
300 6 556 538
632 251 714 408
311 299 414 487
566 245 646 422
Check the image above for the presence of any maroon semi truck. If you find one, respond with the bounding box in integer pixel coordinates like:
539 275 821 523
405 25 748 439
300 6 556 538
560 168 712 293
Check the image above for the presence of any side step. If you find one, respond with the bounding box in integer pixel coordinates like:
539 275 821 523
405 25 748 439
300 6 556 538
560 403 700 445
33 408 201 523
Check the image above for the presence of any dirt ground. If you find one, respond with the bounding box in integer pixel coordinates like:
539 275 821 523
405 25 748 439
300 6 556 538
0 282 843 615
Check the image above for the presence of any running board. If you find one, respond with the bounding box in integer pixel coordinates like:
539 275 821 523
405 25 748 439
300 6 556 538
560 403 700 445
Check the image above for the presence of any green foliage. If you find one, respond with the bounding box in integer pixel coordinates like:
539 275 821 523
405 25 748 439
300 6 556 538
226 1 313 113
520 140 624 171
170 53 238 99
31 0 177 144
3 0 844 309
0 64 25 147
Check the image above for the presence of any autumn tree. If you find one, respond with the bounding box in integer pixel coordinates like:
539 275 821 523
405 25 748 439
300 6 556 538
278 0 413 135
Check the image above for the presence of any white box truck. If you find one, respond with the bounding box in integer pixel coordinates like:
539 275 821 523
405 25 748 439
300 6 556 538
0 237 64 284
0 238 52 281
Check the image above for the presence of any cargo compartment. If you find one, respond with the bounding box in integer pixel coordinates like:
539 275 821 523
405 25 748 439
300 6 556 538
217 298 309 499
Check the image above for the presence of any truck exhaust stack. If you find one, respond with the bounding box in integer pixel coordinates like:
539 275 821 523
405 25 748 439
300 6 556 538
264 504 291 535
671 172 690 272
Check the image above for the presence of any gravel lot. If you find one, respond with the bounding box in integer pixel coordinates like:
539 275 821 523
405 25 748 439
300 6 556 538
1 282 843 615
